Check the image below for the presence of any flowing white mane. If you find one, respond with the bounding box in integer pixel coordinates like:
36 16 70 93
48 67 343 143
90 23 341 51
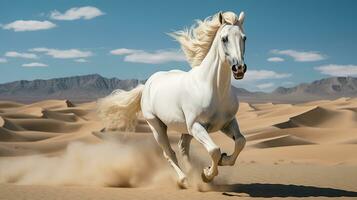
170 11 239 67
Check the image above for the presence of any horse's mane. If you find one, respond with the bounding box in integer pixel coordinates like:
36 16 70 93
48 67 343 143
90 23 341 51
170 11 239 67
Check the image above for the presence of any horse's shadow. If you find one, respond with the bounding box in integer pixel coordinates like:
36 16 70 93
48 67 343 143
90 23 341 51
211 183 357 198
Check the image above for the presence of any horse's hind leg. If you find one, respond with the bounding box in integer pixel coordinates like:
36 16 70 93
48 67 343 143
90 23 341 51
146 117 188 188
178 134 193 170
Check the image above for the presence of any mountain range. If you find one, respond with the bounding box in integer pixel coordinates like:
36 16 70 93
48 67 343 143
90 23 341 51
0 74 143 102
0 74 356 103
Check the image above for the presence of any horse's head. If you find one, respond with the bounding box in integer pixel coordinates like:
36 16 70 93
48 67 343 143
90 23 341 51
218 11 247 80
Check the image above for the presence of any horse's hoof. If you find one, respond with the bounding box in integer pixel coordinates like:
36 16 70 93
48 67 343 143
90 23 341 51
218 153 228 165
201 171 210 183
201 167 215 183
177 177 189 189
219 153 235 166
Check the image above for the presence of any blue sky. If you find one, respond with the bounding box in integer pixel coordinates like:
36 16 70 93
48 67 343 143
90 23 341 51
0 0 356 91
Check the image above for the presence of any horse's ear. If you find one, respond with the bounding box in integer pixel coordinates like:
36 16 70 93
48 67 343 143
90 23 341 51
238 11 245 25
219 12 225 25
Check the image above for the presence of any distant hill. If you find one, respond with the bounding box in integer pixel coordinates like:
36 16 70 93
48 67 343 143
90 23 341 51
266 77 357 102
273 77 357 96
0 74 356 103
0 74 143 102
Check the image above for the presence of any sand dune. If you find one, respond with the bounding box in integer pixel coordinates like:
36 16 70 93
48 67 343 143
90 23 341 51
251 135 316 148
0 98 357 199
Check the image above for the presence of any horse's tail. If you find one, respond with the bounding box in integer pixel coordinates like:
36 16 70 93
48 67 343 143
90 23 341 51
97 84 145 131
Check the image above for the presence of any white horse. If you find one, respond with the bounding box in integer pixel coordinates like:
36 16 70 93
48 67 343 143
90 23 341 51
98 11 247 188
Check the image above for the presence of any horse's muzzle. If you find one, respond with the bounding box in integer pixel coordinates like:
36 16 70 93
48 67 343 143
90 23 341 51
232 64 247 80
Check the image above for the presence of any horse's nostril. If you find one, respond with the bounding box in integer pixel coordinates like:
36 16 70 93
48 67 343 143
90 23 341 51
232 65 238 72
243 64 247 73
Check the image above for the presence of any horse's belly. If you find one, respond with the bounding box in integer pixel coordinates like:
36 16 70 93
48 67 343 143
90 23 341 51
141 70 188 133
155 105 187 130
166 121 188 133
153 98 188 132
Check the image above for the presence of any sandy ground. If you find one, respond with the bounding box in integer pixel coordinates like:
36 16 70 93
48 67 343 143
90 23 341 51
0 98 357 199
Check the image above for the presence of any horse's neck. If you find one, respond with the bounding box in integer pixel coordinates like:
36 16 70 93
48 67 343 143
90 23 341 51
196 38 232 99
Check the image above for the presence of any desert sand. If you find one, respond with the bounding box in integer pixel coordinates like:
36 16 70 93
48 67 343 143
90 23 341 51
0 98 357 199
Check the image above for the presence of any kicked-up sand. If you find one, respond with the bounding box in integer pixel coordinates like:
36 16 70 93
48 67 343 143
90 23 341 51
0 98 357 199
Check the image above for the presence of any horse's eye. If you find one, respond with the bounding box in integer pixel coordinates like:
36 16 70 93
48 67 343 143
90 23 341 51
242 36 247 41
222 36 228 43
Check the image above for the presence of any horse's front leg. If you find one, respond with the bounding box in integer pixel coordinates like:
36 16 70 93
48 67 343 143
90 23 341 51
219 118 246 166
188 122 222 182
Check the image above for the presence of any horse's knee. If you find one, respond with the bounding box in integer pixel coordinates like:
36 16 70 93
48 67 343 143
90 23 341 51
208 146 221 162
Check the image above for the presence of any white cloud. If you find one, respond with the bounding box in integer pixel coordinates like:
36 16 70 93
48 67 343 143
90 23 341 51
50 6 105 20
75 58 88 63
5 51 38 59
30 48 93 59
0 58 7 63
257 82 275 89
271 49 326 62
267 57 284 62
2 20 56 32
243 70 291 81
110 48 186 64
110 48 142 55
22 62 48 67
124 51 185 64
314 64 357 76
